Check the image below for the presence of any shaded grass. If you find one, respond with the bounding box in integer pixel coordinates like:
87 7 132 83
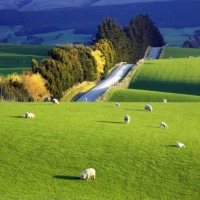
0 43 52 75
0 102 200 199
62 81 96 102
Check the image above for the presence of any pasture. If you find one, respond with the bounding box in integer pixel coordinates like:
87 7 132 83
129 57 200 96
160 26 200 47
161 47 200 59
107 88 200 102
0 102 200 199
0 44 51 75
0 26 92 46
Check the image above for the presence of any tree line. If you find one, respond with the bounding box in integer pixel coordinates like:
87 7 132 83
0 14 165 101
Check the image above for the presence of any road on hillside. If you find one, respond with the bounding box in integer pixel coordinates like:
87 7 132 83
76 64 134 102
147 47 162 59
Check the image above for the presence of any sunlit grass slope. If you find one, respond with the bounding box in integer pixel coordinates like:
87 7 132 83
107 47 200 102
0 43 52 75
129 58 200 96
107 88 200 102
0 102 200 199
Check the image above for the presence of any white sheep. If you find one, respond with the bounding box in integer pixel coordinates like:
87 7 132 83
145 104 153 111
23 112 35 118
80 168 96 180
115 103 120 107
160 122 168 129
163 99 167 103
84 98 87 102
176 141 185 148
44 96 51 102
52 98 59 105
124 115 130 124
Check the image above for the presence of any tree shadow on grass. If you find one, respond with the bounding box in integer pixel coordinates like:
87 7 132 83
97 120 124 124
53 175 80 180
71 92 87 102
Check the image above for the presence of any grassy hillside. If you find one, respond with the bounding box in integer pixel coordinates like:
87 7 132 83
161 47 200 59
107 88 200 102
128 58 200 96
160 26 200 47
0 43 52 75
106 47 200 102
4 28 92 46
0 102 200 199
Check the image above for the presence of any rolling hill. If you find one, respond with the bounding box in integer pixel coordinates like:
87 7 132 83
106 47 200 102
0 0 200 37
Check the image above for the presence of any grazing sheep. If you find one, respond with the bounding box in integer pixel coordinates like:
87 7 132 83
124 115 130 124
80 168 96 180
84 98 87 102
52 98 59 105
160 122 168 129
115 103 120 107
145 104 153 111
163 99 167 103
44 96 51 102
23 112 35 118
176 141 185 148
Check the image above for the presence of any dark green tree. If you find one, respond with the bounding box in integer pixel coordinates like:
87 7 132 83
95 16 131 63
124 14 165 62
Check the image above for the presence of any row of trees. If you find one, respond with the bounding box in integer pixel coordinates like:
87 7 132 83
1 14 165 101
95 14 165 63
31 39 116 99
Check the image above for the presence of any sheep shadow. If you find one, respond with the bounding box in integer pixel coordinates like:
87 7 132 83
10 116 24 118
53 175 80 180
162 144 177 148
144 126 160 129
97 120 124 124
126 109 144 111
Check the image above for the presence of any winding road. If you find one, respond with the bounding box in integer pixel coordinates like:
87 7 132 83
147 47 162 59
76 64 134 102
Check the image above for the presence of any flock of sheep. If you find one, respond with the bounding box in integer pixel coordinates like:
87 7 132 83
22 97 185 181
119 99 185 149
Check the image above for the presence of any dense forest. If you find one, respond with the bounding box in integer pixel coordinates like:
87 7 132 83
0 14 165 101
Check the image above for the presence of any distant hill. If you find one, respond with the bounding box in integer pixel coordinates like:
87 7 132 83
0 0 200 44
0 0 175 11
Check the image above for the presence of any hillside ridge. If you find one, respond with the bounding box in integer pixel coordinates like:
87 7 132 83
1 0 174 11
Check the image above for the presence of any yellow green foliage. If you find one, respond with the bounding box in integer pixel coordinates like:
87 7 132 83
22 73 50 101
7 73 22 83
91 49 105 78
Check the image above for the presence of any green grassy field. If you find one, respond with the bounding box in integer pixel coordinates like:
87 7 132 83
0 44 52 75
107 88 200 102
0 26 92 46
128 58 200 96
106 47 200 102
0 102 200 199
161 47 200 59
7 29 92 46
